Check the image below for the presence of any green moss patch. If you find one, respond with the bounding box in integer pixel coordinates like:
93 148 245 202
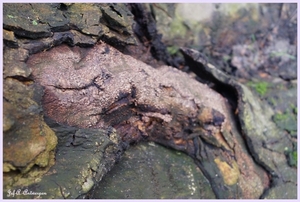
285 148 297 168
167 45 179 55
273 112 297 136
247 81 269 96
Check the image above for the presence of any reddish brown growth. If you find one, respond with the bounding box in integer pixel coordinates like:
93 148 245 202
27 41 269 198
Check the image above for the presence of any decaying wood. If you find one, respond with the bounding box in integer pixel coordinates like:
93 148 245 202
27 41 269 198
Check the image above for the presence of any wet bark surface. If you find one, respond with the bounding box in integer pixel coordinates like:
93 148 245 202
2 3 297 199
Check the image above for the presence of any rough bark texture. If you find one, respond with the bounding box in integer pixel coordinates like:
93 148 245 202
3 50 58 190
3 3 296 199
27 42 269 198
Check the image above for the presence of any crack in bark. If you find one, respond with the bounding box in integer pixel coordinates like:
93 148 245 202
49 75 104 92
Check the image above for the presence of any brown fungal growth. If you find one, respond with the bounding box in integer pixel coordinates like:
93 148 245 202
27 41 222 143
27 41 269 198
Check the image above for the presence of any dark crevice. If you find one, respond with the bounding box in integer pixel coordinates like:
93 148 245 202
51 84 92 91
180 48 239 116
109 5 123 17
127 3 178 68
6 75 34 83
57 3 68 11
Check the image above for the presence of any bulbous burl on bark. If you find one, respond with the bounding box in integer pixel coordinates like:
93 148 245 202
27 41 269 198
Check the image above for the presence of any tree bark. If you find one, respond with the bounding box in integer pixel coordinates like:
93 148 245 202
27 41 269 198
